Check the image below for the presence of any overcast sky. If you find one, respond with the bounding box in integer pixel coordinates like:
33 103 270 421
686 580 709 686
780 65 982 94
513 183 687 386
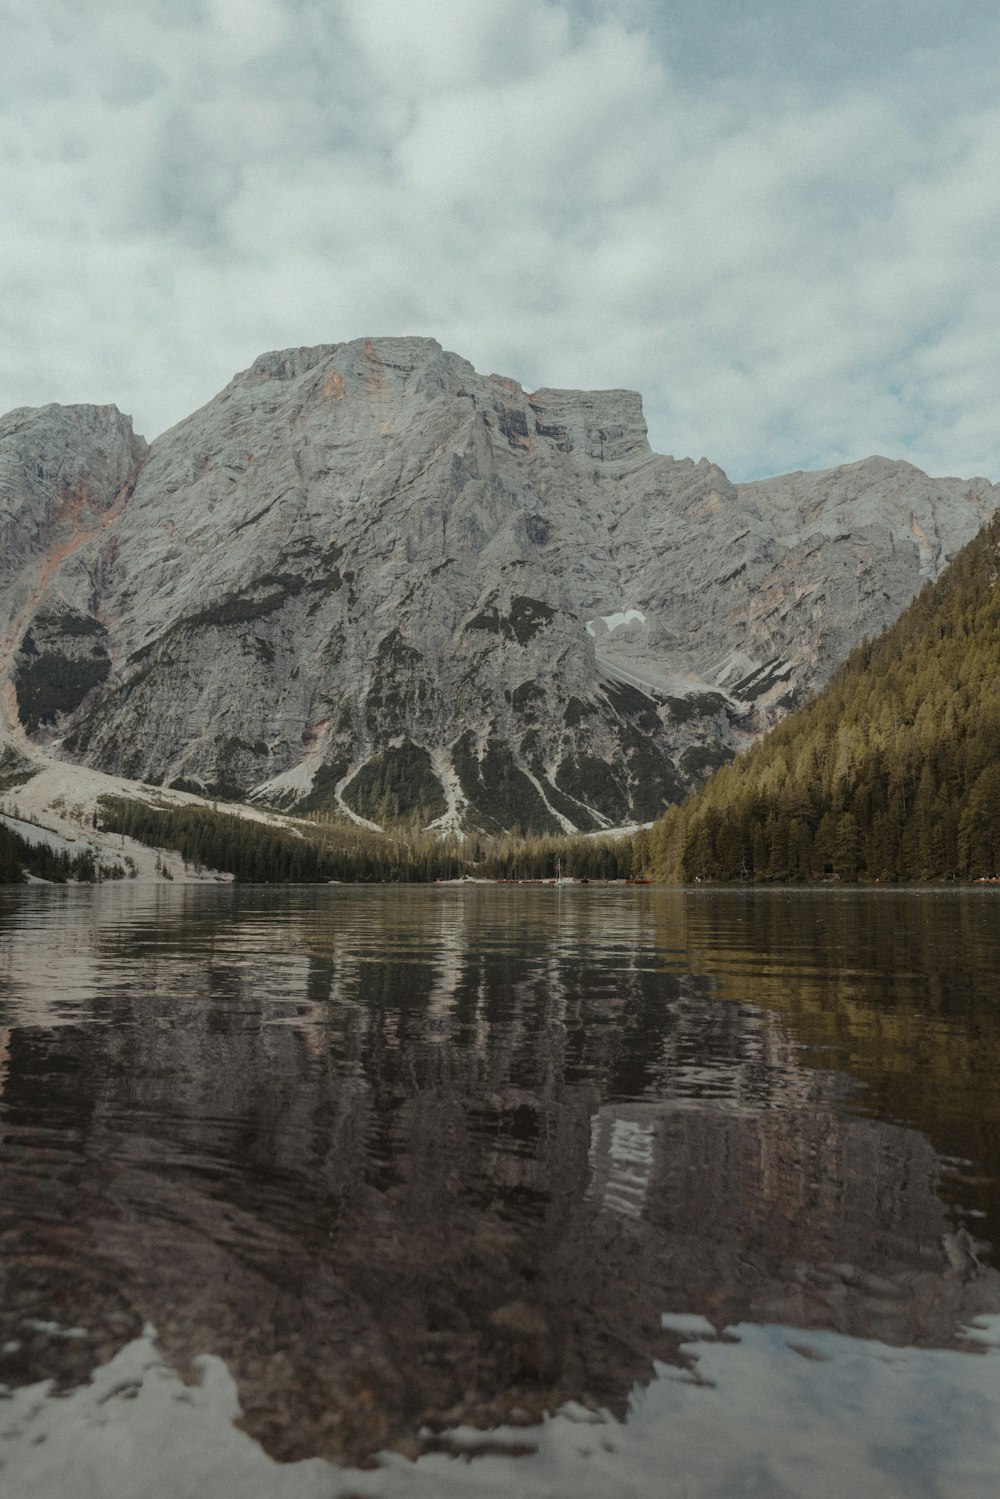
4 0 999 480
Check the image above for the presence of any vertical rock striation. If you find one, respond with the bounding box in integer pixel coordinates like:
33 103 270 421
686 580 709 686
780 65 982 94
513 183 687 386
1 338 996 830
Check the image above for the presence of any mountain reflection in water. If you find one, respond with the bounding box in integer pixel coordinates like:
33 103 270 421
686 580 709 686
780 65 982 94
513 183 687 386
0 884 998 1470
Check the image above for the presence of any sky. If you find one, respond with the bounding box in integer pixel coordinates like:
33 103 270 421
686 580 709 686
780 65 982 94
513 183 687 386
3 0 999 481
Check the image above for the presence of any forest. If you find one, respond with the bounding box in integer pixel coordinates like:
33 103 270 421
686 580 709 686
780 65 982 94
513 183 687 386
650 510 1000 883
8 508 998 891
90 798 639 884
0 821 119 884
0 792 640 886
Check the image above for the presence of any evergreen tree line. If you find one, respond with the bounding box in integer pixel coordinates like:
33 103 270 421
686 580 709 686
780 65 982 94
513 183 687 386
650 511 1000 883
99 797 451 882
462 829 637 881
98 798 639 883
0 821 119 884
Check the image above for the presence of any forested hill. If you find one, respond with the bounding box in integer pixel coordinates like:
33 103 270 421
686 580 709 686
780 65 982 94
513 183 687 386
650 511 1000 883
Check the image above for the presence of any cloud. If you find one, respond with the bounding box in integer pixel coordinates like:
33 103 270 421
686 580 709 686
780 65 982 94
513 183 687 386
343 0 573 94
1 0 999 483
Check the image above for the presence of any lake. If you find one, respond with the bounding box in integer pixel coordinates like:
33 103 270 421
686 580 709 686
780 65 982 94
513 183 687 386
1 883 998 1497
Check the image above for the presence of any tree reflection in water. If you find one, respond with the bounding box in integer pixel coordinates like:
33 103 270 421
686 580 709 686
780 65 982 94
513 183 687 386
0 884 997 1464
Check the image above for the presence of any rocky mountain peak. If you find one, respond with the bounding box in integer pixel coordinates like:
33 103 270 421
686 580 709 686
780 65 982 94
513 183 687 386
1 341 997 835
527 386 650 467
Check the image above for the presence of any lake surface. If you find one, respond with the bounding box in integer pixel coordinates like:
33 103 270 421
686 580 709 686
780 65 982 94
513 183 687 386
1 884 998 1497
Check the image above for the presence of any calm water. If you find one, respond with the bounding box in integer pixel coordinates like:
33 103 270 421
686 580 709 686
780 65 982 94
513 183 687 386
0 884 998 1497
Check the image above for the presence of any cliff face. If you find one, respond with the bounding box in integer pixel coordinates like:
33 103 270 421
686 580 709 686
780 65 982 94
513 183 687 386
0 402 146 586
1 338 996 831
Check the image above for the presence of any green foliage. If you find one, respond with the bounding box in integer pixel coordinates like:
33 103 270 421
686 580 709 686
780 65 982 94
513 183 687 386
365 629 431 732
511 680 545 717
689 692 730 716
341 743 446 823
729 658 793 702
0 821 113 884
180 576 305 629
556 753 629 823
516 731 602 832
0 825 26 883
508 595 556 644
662 692 728 723
601 679 661 732
679 742 733 781
452 731 560 835
470 830 634 881
98 797 457 883
95 796 632 884
620 733 685 821
176 549 348 633
463 596 556 645
33 608 105 637
15 649 111 730
536 777 601 833
127 546 348 665
564 696 596 727
465 606 506 636
0 747 39 795
292 758 352 815
650 512 1000 884
663 696 698 723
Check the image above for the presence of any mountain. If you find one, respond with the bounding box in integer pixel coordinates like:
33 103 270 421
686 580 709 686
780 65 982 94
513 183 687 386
1 337 997 835
650 509 1000 882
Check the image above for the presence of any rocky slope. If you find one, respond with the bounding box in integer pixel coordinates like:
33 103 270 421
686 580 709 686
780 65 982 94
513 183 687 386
1 337 997 833
650 507 1000 883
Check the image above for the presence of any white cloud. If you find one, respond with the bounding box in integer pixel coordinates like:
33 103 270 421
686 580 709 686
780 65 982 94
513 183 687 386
343 0 572 93
2 0 999 482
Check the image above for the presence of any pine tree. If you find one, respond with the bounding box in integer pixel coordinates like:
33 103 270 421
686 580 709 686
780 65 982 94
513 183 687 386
649 510 1000 884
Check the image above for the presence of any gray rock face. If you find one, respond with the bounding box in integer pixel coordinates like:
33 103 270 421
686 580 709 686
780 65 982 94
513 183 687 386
0 404 146 760
1 338 997 831
0 403 145 588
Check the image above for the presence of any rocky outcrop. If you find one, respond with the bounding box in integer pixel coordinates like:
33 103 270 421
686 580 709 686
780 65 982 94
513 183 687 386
1 339 996 830
0 402 145 590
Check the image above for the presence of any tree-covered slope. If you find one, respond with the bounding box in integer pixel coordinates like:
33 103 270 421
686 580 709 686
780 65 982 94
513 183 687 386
650 511 1000 882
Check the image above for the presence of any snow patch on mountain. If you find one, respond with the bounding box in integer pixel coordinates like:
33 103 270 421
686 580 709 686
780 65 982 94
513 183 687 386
585 609 646 637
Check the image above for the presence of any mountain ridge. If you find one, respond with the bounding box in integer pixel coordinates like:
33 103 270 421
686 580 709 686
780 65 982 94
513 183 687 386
2 336 997 835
